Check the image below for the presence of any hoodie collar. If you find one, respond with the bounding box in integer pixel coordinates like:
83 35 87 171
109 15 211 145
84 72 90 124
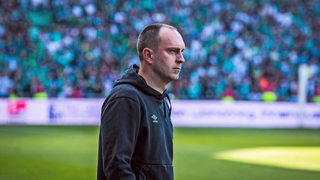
114 64 167 100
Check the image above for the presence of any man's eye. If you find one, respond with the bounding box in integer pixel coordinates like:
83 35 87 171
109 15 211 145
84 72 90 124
168 49 177 54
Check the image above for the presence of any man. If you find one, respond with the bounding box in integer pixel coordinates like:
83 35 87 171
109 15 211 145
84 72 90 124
97 23 185 180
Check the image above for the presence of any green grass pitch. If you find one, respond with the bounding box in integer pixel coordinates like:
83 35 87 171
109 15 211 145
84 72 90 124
0 126 320 180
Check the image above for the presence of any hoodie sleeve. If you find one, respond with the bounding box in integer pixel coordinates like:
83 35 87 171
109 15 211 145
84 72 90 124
100 96 141 180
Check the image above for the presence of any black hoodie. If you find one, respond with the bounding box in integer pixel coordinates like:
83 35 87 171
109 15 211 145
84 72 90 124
97 64 173 180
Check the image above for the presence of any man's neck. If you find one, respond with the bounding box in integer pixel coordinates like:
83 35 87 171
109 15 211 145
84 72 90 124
138 69 167 94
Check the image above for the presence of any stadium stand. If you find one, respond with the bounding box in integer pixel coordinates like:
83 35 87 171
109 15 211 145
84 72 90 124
0 0 319 102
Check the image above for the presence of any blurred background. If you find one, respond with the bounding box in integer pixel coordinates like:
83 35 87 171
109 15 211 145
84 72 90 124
1 0 320 180
0 0 319 102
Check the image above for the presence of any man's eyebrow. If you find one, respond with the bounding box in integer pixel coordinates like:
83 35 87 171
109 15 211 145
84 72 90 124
165 47 184 51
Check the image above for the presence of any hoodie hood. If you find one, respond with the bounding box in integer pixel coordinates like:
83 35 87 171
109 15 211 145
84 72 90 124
113 64 167 100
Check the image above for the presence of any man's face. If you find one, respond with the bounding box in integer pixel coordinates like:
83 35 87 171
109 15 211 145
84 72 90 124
152 27 185 84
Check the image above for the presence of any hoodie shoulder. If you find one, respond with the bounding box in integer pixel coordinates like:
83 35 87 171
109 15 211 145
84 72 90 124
110 83 141 101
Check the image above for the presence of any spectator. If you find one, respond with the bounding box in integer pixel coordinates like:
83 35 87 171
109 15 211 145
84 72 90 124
0 71 13 98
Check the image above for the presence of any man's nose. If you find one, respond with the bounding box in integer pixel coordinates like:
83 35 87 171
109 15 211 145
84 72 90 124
177 53 185 63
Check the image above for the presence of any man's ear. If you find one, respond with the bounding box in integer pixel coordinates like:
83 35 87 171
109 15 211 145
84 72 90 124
142 48 153 64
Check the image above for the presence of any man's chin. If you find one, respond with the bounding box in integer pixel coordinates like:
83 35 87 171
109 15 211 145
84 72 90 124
166 76 179 83
172 75 180 81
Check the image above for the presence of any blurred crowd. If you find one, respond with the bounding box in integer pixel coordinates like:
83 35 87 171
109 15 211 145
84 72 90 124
0 0 319 102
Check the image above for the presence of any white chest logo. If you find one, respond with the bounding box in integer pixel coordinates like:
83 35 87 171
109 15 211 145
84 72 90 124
151 114 158 123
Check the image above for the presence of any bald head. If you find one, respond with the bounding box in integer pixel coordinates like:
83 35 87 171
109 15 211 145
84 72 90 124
136 23 178 61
